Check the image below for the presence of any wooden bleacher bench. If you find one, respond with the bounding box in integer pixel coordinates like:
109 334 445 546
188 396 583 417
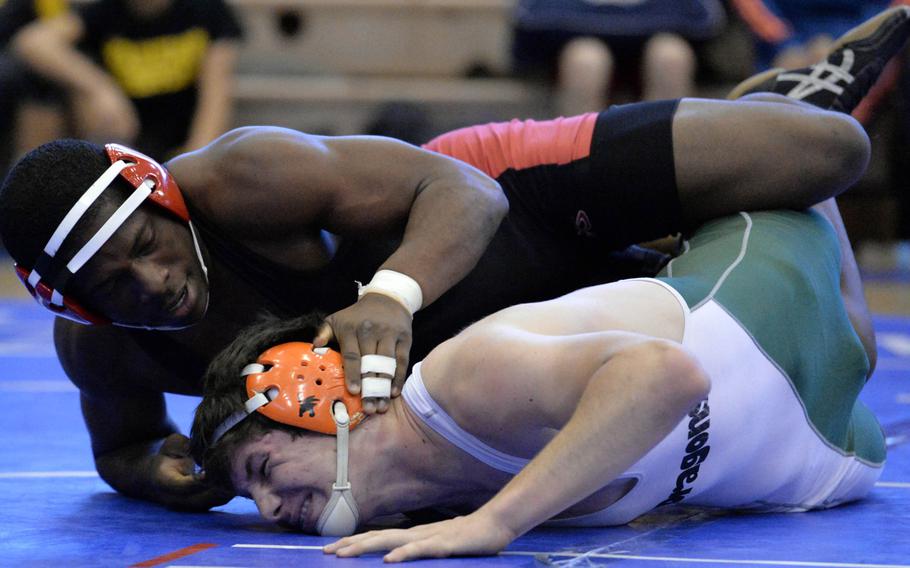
230 73 546 136
232 74 535 104
229 0 516 76
227 0 545 133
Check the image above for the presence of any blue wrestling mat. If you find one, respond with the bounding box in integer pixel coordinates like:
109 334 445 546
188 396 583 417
1 298 909 567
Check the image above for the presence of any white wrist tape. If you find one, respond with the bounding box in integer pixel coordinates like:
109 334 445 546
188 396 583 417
356 270 423 315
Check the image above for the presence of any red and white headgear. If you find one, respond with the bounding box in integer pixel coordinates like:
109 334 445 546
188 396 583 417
14 143 207 326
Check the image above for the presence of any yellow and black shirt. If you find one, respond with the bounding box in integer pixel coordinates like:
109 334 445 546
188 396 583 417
77 0 242 157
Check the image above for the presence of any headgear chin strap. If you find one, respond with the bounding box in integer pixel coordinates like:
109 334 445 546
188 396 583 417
315 401 360 536
14 143 208 327
209 342 365 536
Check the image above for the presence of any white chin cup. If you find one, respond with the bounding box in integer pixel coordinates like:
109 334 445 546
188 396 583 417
315 487 360 536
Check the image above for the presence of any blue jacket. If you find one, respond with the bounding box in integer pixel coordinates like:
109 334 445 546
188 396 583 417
513 0 726 40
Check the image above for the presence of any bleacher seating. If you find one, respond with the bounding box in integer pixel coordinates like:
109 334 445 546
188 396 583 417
228 0 547 135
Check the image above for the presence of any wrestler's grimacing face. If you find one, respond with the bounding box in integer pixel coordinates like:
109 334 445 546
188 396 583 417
230 430 336 533
69 203 208 328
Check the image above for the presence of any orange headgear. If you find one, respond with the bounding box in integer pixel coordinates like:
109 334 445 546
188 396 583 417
15 143 191 325
241 342 365 435
210 341 365 537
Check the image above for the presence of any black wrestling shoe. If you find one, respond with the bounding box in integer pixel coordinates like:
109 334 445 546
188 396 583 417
727 6 910 113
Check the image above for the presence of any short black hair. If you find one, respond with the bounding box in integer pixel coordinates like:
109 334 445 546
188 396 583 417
0 139 131 271
190 312 326 490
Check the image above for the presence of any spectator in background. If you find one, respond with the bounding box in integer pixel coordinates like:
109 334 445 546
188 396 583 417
0 0 70 173
12 0 242 160
730 0 910 128
730 0 901 71
511 0 726 115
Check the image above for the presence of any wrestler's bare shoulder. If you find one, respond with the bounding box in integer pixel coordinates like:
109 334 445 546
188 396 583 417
164 127 364 240
166 127 318 199
480 279 686 340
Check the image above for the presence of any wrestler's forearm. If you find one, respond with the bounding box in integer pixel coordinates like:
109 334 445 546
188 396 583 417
379 170 507 307
476 340 709 538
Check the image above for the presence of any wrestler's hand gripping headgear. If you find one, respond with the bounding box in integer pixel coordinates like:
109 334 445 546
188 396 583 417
14 143 208 327
210 342 366 536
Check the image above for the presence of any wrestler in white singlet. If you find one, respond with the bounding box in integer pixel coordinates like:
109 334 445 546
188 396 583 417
403 210 885 526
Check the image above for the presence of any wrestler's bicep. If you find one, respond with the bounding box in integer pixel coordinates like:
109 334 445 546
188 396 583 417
317 135 492 234
174 128 427 235
168 128 334 231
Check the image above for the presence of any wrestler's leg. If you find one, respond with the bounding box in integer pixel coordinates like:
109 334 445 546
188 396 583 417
671 95 870 228
424 98 864 249
678 6 910 228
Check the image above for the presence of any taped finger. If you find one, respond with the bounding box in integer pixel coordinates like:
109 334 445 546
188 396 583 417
361 377 392 399
360 354 396 377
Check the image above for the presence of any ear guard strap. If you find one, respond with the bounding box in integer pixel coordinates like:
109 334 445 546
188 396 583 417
43 160 129 258
68 180 153 275
209 384 275 445
27 167 150 310
315 401 360 536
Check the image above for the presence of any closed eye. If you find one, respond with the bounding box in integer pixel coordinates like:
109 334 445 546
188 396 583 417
131 224 156 258
260 456 270 480
140 227 156 256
